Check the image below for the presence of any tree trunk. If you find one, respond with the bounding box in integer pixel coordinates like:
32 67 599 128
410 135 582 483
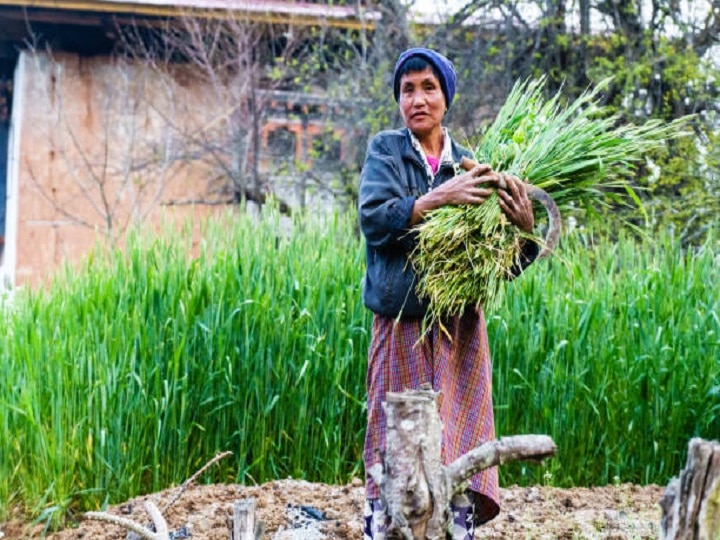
660 438 720 540
368 386 557 540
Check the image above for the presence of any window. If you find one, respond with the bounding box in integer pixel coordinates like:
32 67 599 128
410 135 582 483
311 130 342 172
265 127 297 165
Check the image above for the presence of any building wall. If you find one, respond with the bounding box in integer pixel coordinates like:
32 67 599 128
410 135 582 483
9 51 351 286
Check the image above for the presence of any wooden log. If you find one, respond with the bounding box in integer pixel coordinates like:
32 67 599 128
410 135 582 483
230 498 261 540
660 438 720 539
369 387 557 540
382 387 447 540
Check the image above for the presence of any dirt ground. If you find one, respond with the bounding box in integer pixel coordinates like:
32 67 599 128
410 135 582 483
1 479 665 539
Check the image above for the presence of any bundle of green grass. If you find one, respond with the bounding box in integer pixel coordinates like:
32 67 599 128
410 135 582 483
411 77 688 325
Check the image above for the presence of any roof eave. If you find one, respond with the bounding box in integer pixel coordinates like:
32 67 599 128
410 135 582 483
0 0 380 29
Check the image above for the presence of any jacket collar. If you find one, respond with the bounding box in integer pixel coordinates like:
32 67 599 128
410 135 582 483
399 127 464 170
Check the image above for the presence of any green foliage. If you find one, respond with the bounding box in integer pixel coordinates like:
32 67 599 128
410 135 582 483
0 206 371 527
585 33 720 241
1 209 719 529
493 228 720 486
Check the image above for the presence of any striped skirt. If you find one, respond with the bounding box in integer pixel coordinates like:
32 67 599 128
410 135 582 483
363 309 500 524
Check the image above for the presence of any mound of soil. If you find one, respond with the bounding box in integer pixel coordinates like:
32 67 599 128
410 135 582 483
2 479 664 539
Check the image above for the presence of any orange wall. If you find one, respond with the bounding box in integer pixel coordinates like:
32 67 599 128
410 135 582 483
12 51 346 286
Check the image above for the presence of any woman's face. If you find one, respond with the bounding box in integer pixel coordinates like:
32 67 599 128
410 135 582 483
398 67 446 139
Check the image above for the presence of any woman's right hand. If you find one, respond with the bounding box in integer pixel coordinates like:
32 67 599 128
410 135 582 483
434 162 498 205
410 161 497 225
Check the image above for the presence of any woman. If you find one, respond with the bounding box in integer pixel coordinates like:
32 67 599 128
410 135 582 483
358 47 538 540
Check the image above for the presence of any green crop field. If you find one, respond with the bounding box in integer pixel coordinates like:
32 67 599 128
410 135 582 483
1 204 718 529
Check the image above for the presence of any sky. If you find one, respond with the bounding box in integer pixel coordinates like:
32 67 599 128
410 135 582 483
406 0 716 33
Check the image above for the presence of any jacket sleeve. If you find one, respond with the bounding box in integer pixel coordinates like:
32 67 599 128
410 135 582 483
358 135 416 250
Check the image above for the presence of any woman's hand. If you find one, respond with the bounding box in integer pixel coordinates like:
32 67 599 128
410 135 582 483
432 163 498 205
497 173 534 233
410 162 497 225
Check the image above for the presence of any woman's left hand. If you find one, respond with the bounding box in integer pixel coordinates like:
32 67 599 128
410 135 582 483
497 174 534 233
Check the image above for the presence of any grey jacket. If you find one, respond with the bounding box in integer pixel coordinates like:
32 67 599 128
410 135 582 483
358 128 537 318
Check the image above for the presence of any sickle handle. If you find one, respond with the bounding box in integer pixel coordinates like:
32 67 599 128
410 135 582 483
459 157 561 258
525 184 561 259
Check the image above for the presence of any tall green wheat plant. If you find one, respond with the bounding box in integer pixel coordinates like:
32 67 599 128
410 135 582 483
412 77 690 322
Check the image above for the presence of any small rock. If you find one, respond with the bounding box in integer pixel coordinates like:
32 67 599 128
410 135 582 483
524 487 542 503
119 504 134 514
297 506 326 521
350 477 363 488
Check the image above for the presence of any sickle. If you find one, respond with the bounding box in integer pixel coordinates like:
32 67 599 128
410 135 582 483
459 157 561 259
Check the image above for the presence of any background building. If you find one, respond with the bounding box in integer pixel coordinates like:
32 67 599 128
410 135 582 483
0 0 377 286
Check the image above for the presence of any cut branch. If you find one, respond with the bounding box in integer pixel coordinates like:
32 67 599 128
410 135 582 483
85 501 167 540
446 435 557 495
84 451 232 539
161 450 233 514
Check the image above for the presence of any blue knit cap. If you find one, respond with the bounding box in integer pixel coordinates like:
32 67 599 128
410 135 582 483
392 47 457 109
